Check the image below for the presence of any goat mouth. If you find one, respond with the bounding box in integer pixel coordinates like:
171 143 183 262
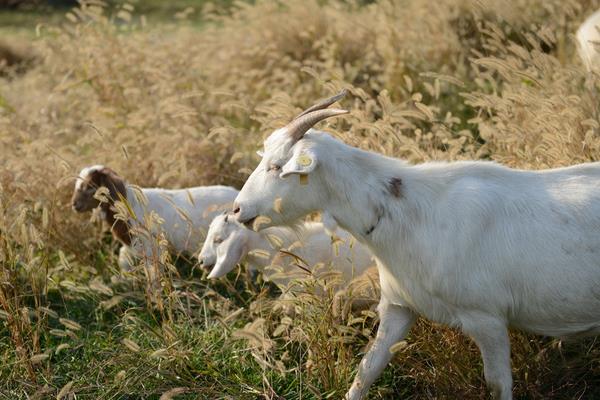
242 216 257 229
199 261 215 271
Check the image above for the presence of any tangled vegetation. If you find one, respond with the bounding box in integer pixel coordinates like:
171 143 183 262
1 0 600 398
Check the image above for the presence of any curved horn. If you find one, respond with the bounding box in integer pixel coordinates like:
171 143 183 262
286 108 349 142
294 89 349 119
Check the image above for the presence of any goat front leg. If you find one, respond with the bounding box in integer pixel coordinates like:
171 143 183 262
118 245 135 272
131 237 162 294
346 300 416 400
143 244 162 293
461 314 512 400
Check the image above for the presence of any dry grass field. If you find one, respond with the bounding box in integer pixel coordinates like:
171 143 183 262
1 0 600 398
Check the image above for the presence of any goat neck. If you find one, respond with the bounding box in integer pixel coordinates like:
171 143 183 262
100 182 132 246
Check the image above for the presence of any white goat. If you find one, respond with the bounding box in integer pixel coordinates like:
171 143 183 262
197 213 374 291
232 91 600 400
71 165 238 270
577 9 600 71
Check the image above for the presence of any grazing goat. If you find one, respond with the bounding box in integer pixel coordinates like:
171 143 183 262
577 9 600 71
197 212 374 288
71 165 238 270
232 90 600 400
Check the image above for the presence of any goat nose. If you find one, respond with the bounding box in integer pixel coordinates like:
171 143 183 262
199 259 204 266
233 203 241 215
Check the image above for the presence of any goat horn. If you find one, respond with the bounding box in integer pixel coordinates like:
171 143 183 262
294 89 349 120
286 108 349 142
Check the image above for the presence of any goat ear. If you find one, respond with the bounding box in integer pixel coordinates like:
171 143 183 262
280 150 317 178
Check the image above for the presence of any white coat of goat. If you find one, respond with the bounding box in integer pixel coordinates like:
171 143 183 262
232 91 600 400
577 9 600 71
197 213 374 289
71 165 238 270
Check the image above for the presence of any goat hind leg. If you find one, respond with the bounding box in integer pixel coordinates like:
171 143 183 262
461 315 513 400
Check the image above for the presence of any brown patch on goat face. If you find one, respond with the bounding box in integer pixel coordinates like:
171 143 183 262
71 174 100 212
71 167 131 245
93 168 127 203
71 167 127 212
387 177 402 198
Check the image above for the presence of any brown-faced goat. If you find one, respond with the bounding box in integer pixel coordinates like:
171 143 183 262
71 165 238 270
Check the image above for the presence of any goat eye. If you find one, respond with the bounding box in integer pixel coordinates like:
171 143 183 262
268 164 281 172
213 237 223 244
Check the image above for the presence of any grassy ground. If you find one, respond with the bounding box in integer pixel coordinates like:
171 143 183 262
1 0 600 399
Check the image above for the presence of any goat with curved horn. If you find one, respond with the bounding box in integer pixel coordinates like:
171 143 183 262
234 91 600 399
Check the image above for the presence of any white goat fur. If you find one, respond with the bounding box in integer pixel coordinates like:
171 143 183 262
198 213 374 289
577 9 600 71
75 166 238 270
234 127 600 400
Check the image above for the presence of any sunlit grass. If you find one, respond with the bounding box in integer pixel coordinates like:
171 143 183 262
1 0 600 398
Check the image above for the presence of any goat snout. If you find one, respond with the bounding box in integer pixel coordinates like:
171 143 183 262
232 203 257 228
198 256 214 271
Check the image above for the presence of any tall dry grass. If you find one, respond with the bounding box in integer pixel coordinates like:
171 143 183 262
1 0 600 398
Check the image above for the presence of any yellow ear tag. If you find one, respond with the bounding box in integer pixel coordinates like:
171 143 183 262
299 175 309 185
297 154 312 167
